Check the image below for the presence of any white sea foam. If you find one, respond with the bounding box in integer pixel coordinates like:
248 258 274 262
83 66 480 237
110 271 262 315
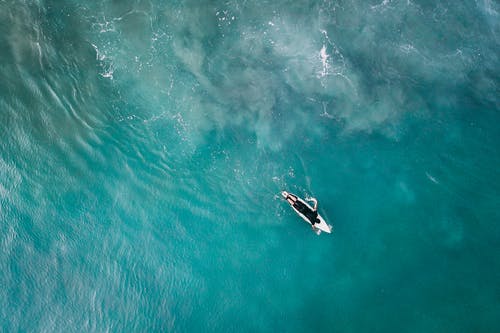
91 43 114 79
426 172 439 184
319 45 330 77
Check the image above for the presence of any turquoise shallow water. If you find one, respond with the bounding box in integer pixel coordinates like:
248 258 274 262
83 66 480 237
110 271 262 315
1 0 499 332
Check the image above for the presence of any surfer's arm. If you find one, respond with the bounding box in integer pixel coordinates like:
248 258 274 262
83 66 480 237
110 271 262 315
309 198 318 211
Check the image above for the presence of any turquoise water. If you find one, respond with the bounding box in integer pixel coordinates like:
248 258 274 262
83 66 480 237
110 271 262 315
1 0 499 331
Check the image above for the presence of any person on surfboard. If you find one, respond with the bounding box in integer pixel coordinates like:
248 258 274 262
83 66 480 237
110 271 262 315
284 193 320 229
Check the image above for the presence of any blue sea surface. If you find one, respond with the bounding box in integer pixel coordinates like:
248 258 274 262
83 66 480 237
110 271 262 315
1 0 499 332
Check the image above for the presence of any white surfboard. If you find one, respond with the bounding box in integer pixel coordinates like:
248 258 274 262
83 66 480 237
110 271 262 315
281 191 332 234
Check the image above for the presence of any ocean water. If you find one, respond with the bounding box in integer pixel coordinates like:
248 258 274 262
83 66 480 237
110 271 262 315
1 0 499 331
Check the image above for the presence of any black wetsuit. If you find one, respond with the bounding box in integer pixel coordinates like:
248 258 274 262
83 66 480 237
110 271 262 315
292 200 320 225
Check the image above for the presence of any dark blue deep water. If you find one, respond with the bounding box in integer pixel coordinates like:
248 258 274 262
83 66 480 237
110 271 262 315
1 0 499 332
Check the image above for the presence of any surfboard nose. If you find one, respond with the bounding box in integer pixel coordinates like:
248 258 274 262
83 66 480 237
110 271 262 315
281 191 288 198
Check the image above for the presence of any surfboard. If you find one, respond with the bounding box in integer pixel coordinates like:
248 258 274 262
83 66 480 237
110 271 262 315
281 191 332 234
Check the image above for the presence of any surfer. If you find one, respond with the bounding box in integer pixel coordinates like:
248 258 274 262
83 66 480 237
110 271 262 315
285 193 320 229
281 190 332 234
